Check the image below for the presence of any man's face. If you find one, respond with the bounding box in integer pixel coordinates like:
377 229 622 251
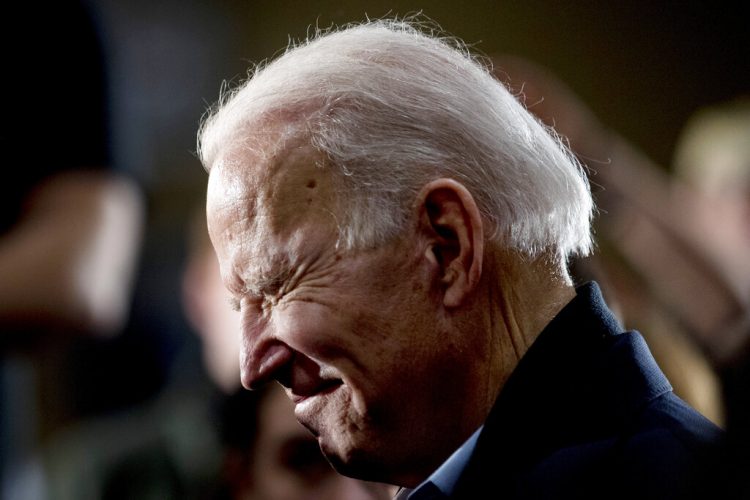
206 136 484 483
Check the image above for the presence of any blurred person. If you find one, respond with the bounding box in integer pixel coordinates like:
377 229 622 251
670 97 750 333
0 2 143 339
41 209 228 500
670 97 750 320
40 210 228 500
199 19 722 500
670 97 750 499
1 1 144 498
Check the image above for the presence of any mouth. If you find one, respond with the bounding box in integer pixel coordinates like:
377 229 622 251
290 378 343 404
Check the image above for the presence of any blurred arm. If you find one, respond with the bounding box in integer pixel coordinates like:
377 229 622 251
0 170 145 337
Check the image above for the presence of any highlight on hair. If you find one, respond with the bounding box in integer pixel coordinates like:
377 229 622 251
198 17 594 263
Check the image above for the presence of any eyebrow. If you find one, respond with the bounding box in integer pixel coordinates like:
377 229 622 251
243 258 296 300
226 267 289 312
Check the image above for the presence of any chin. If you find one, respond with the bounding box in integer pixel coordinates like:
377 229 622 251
300 387 390 478
322 440 383 482
319 425 401 485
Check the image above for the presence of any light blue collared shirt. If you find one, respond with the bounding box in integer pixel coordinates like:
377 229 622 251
399 425 484 499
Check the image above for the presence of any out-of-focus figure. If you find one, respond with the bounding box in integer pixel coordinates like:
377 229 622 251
670 97 750 329
1 2 144 498
670 97 750 500
0 1 143 339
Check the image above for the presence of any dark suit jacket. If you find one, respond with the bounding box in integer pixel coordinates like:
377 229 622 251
451 282 723 500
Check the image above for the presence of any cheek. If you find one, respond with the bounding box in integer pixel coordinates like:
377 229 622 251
272 297 413 407
273 298 385 363
284 296 435 381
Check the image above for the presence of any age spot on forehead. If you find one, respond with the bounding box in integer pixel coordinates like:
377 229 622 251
261 144 338 237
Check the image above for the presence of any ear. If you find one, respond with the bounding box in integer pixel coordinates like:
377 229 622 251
416 179 484 308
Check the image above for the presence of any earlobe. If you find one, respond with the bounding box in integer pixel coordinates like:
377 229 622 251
417 179 484 308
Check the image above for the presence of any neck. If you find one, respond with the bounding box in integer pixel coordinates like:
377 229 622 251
480 249 576 409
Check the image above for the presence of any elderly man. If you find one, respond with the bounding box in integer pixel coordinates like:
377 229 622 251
199 20 721 500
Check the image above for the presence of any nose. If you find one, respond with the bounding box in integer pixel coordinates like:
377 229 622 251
239 312 294 390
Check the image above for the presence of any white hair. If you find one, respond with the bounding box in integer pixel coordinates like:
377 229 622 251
198 19 594 262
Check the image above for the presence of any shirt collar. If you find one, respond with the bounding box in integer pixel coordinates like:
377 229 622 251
405 425 483 498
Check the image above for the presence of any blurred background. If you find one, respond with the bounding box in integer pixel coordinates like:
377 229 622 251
1 1 747 499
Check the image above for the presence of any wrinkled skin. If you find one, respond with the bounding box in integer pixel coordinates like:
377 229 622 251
206 136 493 485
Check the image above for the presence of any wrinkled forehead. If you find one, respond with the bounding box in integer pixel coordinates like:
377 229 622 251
206 130 338 249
